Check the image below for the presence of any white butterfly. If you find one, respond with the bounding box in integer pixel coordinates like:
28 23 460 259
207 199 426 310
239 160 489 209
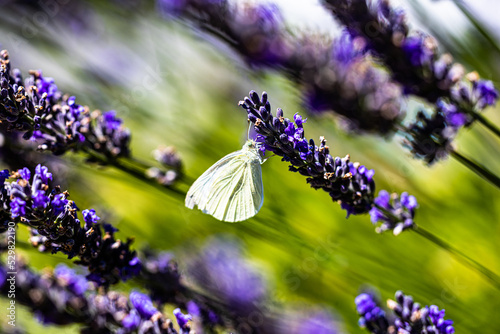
185 140 264 222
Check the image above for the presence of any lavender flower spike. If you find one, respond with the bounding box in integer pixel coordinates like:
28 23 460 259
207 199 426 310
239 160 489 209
355 293 389 332
240 91 419 233
322 0 499 115
355 290 455 334
240 90 376 216
0 259 180 333
369 190 417 235
158 0 404 135
0 50 130 158
0 164 140 286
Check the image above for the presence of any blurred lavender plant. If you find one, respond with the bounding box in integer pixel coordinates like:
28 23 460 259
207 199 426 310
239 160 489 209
240 90 417 233
158 0 404 135
146 146 183 186
356 290 455 334
157 0 500 171
0 259 185 333
0 237 342 333
0 164 140 286
322 0 499 164
322 0 497 110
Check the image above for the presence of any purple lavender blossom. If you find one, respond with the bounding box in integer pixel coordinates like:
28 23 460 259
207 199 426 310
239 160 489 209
332 30 366 66
356 290 455 334
0 50 131 158
0 170 9 186
402 35 434 68
130 291 160 319
51 193 68 216
32 190 50 209
437 100 467 127
0 259 177 332
33 70 58 100
0 165 140 286
18 167 31 180
173 308 192 332
82 208 101 226
158 0 404 134
35 164 53 183
388 291 455 334
54 264 88 296
241 90 375 216
355 293 389 332
427 305 455 334
369 190 417 235
473 79 499 109
147 146 183 186
403 106 459 164
122 310 141 330
323 0 498 115
153 146 183 170
10 197 26 218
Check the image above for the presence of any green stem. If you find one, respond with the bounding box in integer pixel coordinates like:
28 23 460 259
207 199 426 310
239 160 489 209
451 150 500 189
452 1 500 57
81 147 186 199
373 203 500 289
468 111 500 139
413 226 500 290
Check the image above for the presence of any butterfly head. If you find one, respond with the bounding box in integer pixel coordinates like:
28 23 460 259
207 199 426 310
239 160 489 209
243 140 265 162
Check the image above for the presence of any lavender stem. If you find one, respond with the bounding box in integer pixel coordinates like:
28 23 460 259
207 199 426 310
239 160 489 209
448 0 500 57
80 147 186 198
450 149 500 189
466 110 500 139
413 226 500 290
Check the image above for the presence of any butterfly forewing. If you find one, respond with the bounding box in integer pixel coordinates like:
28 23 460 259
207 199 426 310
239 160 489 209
185 144 264 222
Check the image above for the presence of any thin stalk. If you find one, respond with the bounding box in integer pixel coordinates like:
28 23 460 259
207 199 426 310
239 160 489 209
414 226 500 290
81 147 186 199
374 203 500 289
396 123 500 190
468 110 500 139
451 150 500 189
452 1 500 57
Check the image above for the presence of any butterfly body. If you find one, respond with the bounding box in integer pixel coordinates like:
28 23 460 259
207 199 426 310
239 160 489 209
185 140 264 222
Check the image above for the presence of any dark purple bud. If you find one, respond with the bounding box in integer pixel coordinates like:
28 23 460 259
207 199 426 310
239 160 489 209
261 91 268 105
259 106 270 121
248 114 258 123
249 90 261 105
276 108 283 118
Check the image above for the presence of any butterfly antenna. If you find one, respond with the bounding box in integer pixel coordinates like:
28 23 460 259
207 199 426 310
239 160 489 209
247 120 252 141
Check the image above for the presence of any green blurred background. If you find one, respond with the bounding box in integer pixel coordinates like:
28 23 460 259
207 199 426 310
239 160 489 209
0 0 499 333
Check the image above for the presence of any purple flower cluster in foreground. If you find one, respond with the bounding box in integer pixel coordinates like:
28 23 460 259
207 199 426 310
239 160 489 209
0 164 140 286
240 90 417 234
0 260 187 333
0 235 343 333
0 50 130 158
356 291 454 334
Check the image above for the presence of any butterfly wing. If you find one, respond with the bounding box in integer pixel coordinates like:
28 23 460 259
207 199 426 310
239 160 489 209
185 148 264 222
